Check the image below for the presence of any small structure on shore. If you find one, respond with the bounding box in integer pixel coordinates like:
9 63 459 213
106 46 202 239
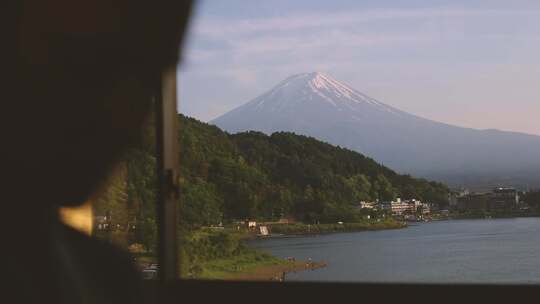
259 225 269 236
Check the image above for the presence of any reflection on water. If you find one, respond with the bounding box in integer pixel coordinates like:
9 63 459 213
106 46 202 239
249 218 540 283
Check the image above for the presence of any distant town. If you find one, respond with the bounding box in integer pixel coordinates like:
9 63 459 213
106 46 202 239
92 186 536 234
358 198 432 221
356 186 538 221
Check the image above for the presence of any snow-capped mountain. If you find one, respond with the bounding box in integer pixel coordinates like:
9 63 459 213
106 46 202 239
212 72 540 188
213 72 417 132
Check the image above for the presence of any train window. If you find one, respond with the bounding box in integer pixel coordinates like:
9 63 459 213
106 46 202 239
176 0 540 285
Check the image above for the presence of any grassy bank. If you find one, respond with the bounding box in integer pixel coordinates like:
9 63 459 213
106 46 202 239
268 218 406 235
194 247 285 280
178 228 300 280
193 248 325 281
179 229 328 281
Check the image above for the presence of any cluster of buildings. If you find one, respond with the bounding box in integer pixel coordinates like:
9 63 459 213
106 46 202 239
449 187 520 212
358 198 431 216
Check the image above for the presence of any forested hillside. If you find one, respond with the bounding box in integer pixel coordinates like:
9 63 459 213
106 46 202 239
92 114 449 253
179 115 449 226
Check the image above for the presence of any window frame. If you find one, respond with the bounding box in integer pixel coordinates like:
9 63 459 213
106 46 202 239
156 66 180 281
155 72 540 296
150 5 540 300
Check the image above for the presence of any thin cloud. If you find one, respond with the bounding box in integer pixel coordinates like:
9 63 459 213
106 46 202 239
193 8 540 38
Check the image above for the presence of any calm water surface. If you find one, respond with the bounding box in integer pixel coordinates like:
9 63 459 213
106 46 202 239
249 218 540 283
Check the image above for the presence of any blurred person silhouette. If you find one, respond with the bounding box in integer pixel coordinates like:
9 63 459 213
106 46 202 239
2 1 193 303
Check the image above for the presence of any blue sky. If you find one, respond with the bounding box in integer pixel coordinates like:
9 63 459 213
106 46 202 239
178 0 540 135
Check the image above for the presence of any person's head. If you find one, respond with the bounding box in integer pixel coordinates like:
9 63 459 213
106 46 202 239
5 0 193 210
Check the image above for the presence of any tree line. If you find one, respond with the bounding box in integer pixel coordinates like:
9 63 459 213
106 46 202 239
92 114 449 250
178 115 449 226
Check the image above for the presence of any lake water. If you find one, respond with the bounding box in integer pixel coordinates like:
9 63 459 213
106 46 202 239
249 218 540 284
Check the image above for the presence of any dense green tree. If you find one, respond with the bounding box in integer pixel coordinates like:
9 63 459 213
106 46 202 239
345 174 373 202
175 115 449 224
180 178 223 227
99 114 450 238
373 174 397 202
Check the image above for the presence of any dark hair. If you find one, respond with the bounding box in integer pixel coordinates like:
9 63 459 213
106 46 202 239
4 0 193 209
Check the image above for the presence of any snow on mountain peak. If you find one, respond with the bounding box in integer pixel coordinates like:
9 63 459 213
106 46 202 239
237 71 409 119
271 71 387 108
308 72 358 99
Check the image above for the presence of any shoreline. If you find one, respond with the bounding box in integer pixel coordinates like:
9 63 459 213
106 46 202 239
158 220 408 281
261 220 407 237
220 260 327 281
436 213 540 221
223 221 406 280
186 216 540 281
192 252 328 281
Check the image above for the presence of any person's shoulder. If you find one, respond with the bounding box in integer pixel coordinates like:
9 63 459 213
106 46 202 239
59 224 146 303
60 224 144 288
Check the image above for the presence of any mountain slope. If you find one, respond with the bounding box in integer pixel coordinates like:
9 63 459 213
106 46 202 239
212 72 540 188
179 114 448 224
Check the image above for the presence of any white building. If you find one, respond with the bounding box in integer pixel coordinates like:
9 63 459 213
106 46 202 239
379 198 429 215
380 198 410 215
358 201 376 209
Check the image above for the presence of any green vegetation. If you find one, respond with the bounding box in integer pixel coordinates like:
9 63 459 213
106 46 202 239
92 114 449 279
178 229 285 279
179 114 449 226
